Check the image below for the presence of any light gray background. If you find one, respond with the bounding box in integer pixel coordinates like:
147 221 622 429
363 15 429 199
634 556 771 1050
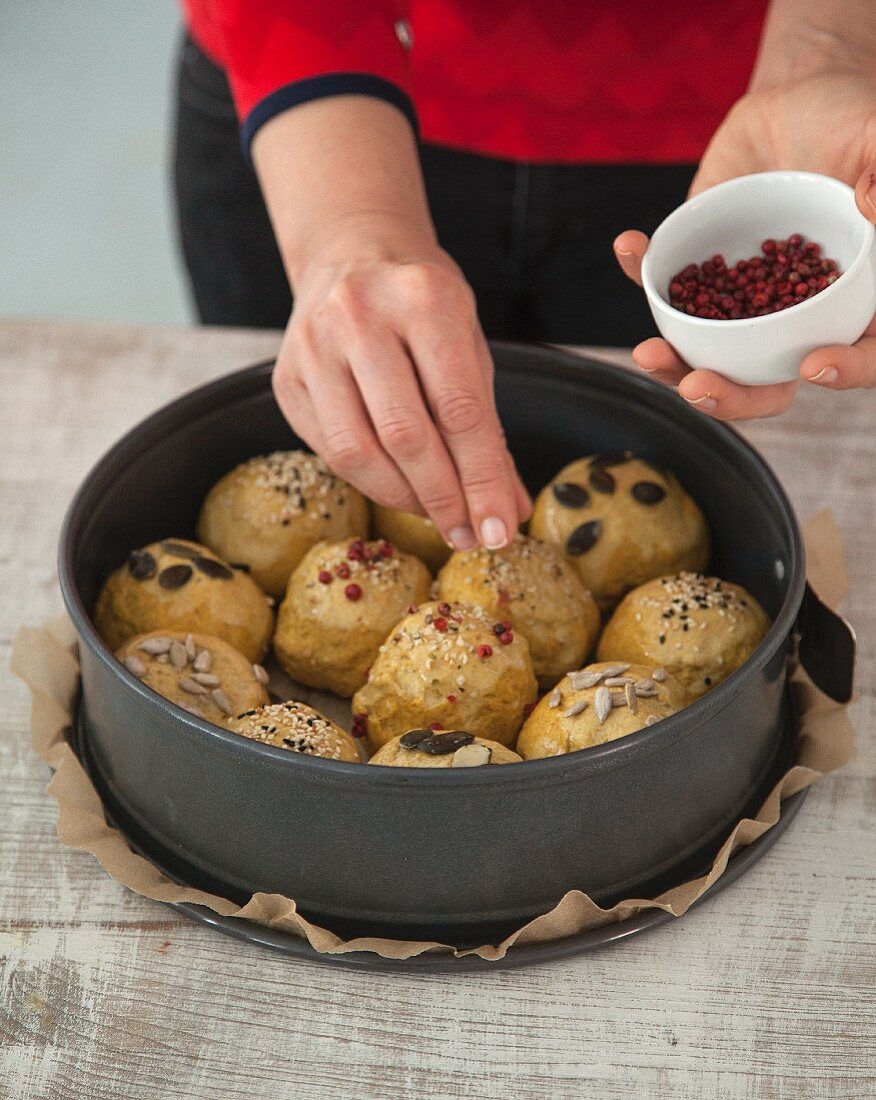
1 2 190 323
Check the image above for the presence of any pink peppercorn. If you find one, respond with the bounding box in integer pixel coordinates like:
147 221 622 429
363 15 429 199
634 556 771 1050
433 616 448 632
668 233 841 320
476 644 493 659
344 583 363 601
498 631 514 645
317 570 333 584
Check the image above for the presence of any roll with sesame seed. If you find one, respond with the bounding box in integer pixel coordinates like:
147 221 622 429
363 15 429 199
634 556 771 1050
435 534 600 688
352 600 538 752
197 450 369 599
597 572 771 699
227 701 361 762
273 538 432 697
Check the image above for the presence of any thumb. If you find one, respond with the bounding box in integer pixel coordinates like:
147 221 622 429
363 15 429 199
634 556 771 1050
854 164 876 224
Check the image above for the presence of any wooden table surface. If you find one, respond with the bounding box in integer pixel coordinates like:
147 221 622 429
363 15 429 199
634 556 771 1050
1 320 873 1100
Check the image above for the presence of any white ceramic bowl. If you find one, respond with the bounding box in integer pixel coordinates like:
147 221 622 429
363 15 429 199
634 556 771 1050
641 171 876 385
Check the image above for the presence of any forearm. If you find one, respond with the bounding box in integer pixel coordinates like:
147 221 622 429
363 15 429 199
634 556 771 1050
251 97 437 291
751 0 876 90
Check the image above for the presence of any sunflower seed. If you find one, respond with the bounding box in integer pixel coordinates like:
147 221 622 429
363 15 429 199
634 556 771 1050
566 520 602 556
548 687 562 708
169 641 188 670
635 685 658 698
600 663 631 678
192 672 220 687
594 686 612 723
645 715 660 726
634 678 655 692
138 636 172 655
604 676 634 687
185 633 196 661
178 677 207 695
180 704 205 718
194 649 213 673
211 688 233 716
570 670 603 690
252 663 269 685
652 668 668 682
562 699 589 718
625 682 638 714
156 653 170 663
123 654 146 677
611 692 627 707
451 743 492 767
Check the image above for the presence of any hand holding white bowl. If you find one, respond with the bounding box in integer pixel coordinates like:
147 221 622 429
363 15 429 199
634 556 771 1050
615 73 876 420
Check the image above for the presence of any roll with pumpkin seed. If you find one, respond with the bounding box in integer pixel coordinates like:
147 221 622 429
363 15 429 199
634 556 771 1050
369 729 522 767
116 630 269 728
529 452 710 608
94 538 274 662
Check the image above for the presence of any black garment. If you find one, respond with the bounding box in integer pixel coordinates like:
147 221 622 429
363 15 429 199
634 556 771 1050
173 34 696 345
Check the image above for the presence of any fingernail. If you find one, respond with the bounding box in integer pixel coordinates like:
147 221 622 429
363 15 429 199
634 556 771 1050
685 394 718 411
806 365 838 385
480 517 508 549
448 526 476 551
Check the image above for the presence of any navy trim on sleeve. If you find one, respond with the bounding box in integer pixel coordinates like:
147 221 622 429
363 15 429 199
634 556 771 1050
241 72 419 161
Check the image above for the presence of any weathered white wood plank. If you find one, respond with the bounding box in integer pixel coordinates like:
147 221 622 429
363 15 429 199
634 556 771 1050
0 321 873 1099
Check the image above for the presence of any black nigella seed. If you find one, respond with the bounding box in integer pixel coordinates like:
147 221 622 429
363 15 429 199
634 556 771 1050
631 481 667 505
417 731 475 755
194 556 234 580
589 466 616 494
566 520 602 555
399 728 433 750
552 481 590 508
127 549 157 580
157 563 193 589
159 540 201 559
704 676 713 687
590 450 631 468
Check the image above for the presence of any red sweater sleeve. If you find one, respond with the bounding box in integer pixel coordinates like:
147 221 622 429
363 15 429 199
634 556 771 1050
182 0 417 154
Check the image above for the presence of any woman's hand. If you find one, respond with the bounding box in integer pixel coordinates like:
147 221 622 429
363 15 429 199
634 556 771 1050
252 96 528 549
615 72 876 419
272 225 530 550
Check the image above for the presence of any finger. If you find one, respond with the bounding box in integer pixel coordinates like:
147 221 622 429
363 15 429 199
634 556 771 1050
677 370 798 420
474 329 532 524
854 163 876 225
410 322 520 550
346 334 478 549
613 230 650 287
283 350 421 513
801 331 876 390
631 337 691 387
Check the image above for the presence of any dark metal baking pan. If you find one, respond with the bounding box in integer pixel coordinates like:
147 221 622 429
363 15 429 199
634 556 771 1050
58 344 854 932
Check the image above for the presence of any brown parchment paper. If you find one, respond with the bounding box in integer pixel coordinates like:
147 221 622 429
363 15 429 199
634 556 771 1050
11 510 855 961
